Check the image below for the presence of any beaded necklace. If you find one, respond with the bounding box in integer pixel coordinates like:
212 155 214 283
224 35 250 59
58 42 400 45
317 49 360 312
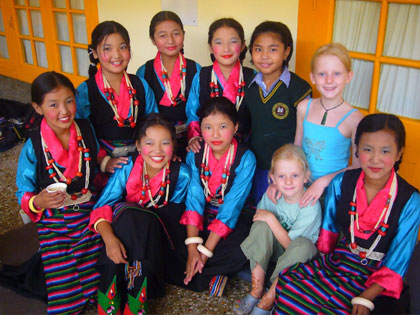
41 122 90 201
161 52 187 105
348 172 397 265
102 71 139 128
200 143 234 204
138 160 170 208
210 65 246 111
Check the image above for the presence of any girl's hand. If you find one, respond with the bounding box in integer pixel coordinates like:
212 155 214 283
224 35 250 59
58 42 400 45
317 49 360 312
351 304 370 315
172 154 182 162
299 177 328 207
104 234 128 264
106 157 129 173
197 253 209 273
266 183 282 204
35 189 66 209
187 137 202 153
184 245 204 285
253 209 276 225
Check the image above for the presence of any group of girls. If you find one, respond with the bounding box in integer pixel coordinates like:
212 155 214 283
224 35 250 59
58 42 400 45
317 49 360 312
5 7 420 315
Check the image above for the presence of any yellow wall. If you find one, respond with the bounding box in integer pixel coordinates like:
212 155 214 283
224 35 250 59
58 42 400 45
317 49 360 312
97 0 300 73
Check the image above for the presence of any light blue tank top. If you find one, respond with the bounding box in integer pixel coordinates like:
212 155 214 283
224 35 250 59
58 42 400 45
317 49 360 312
302 99 356 181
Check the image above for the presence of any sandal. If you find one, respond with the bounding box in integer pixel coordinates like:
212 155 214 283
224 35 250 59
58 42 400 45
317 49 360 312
233 294 260 315
250 305 273 315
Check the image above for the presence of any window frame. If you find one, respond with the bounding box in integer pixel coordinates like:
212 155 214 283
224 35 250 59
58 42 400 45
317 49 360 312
296 0 420 191
0 0 98 86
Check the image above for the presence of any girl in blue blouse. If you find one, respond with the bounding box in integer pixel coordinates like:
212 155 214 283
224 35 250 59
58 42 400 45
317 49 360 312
274 114 420 315
90 113 190 314
76 21 158 176
168 97 256 296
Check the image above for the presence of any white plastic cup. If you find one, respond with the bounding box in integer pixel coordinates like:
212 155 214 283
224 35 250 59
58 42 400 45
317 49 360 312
46 183 67 193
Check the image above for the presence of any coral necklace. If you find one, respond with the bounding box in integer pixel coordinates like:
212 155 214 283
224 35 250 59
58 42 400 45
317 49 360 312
41 122 90 201
102 71 139 128
138 160 170 208
210 65 246 111
348 172 397 265
161 52 187 105
200 143 234 204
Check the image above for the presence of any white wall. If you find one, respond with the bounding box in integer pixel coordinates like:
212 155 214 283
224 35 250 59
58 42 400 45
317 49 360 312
97 0 299 73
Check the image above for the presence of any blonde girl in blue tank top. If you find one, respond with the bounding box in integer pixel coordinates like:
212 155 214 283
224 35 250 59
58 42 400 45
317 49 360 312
293 43 364 207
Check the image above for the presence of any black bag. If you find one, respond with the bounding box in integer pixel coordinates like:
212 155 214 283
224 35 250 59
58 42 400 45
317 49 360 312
0 99 40 152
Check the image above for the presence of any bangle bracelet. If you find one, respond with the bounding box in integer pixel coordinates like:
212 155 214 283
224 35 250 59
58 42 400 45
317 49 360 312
185 237 204 246
100 156 111 173
94 218 109 233
29 196 45 213
197 244 213 258
351 297 375 311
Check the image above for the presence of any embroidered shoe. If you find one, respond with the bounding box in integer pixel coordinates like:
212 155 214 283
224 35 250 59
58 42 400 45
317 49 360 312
233 294 261 315
209 275 228 297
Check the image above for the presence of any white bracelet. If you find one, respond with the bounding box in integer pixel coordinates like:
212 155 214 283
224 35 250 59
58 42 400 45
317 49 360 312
184 237 204 246
93 218 110 233
187 136 201 146
100 156 112 173
197 244 213 258
351 297 375 311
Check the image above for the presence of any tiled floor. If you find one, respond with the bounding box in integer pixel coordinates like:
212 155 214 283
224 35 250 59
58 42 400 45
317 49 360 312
0 74 250 314
1 74 420 314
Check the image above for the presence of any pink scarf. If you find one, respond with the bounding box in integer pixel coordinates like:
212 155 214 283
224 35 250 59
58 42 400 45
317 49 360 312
153 52 186 106
125 154 168 204
353 170 397 240
40 119 79 178
206 138 237 195
95 67 131 118
213 60 241 104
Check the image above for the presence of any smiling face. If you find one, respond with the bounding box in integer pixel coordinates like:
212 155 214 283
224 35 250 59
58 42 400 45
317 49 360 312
270 158 308 203
152 20 184 58
357 129 403 185
201 111 238 159
310 54 353 101
209 26 244 69
136 125 174 177
251 32 290 80
33 85 76 134
93 32 130 78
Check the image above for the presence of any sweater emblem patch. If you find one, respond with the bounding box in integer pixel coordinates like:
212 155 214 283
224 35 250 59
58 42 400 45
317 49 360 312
272 103 289 120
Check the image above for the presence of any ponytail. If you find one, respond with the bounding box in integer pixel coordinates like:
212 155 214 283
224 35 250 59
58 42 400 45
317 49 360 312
88 45 99 77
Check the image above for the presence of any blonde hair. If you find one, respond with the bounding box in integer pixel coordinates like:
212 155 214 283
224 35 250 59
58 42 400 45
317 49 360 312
270 144 310 175
311 43 352 73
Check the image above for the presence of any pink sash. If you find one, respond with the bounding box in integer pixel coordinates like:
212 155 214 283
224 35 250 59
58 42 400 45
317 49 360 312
95 67 130 118
213 60 241 104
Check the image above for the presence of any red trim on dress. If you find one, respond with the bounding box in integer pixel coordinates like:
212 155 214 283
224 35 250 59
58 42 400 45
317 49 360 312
21 192 41 222
317 228 339 254
180 210 203 230
208 218 233 239
187 121 201 140
365 265 403 299
89 205 113 232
